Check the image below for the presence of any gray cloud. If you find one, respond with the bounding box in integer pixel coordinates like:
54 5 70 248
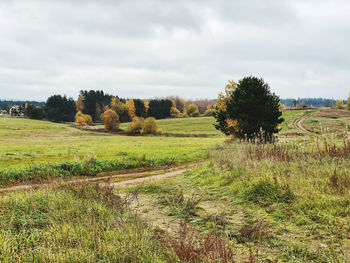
0 0 349 100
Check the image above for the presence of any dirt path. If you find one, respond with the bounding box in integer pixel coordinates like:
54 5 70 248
293 116 310 133
0 164 196 193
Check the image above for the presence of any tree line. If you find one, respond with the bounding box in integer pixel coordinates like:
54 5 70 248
9 91 216 123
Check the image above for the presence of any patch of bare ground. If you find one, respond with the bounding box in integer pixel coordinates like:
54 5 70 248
129 194 182 232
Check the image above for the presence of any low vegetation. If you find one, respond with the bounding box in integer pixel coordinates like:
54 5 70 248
1 107 350 261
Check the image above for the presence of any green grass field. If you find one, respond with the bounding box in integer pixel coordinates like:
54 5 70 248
0 116 222 170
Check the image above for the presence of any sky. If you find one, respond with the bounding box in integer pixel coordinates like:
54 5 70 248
0 0 349 101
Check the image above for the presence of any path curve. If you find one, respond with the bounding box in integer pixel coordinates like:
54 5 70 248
0 163 196 193
293 117 310 133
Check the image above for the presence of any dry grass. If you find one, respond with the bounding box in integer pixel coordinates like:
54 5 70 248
238 217 271 242
164 222 234 263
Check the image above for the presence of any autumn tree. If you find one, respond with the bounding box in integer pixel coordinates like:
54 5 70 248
187 104 200 117
116 101 130 122
214 76 284 142
203 108 215 116
347 93 350 110
101 109 120 131
126 99 136 119
335 100 344 109
76 93 84 112
170 106 181 118
110 97 118 112
144 101 149 117
174 96 186 113
128 117 144 134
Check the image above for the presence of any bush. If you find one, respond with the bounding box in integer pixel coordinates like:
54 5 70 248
100 109 120 131
335 100 344 109
141 117 161 135
187 104 200 117
128 117 144 134
75 111 92 127
170 106 181 118
203 108 215 116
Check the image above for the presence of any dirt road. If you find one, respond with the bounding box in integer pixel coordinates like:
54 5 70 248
0 164 196 193
293 117 310 133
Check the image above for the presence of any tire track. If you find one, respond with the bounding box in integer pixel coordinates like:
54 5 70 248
0 163 196 193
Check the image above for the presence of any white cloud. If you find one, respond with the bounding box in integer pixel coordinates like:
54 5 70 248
0 0 349 100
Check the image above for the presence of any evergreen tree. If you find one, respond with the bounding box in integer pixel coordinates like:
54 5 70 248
45 95 76 122
214 76 284 142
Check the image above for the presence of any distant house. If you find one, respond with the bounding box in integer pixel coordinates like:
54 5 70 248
9 105 20 116
0 110 7 115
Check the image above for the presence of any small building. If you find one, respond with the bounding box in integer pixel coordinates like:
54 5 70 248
9 105 20 116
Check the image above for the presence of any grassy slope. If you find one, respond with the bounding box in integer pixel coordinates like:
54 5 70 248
122 108 350 262
0 116 222 169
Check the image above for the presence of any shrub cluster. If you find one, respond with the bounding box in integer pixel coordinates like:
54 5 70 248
75 111 92 127
127 117 162 135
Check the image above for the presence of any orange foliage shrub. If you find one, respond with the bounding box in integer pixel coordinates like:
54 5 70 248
128 117 144 134
100 109 120 131
75 111 92 127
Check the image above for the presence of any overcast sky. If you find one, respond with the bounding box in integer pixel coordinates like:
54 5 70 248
0 0 349 101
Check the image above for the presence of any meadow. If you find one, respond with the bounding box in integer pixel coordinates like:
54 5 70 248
1 109 350 262
0 116 223 185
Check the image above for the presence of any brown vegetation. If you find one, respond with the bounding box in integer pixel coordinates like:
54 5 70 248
100 109 120 131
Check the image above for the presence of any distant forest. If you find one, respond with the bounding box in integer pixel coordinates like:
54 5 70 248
280 98 346 107
1 97 345 111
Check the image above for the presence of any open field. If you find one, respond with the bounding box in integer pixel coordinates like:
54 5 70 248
0 116 222 167
119 117 223 136
1 109 350 261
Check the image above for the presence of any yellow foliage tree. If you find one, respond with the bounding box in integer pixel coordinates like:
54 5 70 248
347 93 350 110
100 109 120 131
76 93 84 112
75 111 92 127
111 97 118 112
126 99 136 119
170 106 181 118
187 104 200 117
216 80 237 111
279 102 286 109
335 100 344 109
143 101 149 116
141 117 161 134
181 108 188 118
